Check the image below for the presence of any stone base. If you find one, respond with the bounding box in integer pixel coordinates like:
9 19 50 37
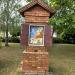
19 51 49 72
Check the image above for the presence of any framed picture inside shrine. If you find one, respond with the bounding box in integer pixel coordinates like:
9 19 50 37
29 25 45 46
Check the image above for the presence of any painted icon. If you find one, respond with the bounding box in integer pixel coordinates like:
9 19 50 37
29 26 44 46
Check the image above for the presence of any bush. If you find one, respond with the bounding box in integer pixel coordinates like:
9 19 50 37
60 33 75 44
53 37 64 43
53 37 75 44
2 36 20 43
10 36 20 43
60 26 75 44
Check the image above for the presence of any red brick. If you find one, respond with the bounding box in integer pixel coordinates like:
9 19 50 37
21 49 49 72
24 5 50 23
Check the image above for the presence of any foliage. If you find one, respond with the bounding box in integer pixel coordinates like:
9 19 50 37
10 25 21 37
0 0 22 46
53 37 64 43
10 37 20 43
50 0 75 43
0 0 74 44
60 26 75 44
26 0 75 41
49 0 75 32
2 37 20 43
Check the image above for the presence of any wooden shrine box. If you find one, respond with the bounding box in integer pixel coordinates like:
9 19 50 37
18 0 55 73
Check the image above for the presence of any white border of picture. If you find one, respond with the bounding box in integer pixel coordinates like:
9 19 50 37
28 24 45 46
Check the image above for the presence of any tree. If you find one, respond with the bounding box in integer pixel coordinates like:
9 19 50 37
49 0 75 34
26 0 75 43
26 0 75 32
0 0 21 46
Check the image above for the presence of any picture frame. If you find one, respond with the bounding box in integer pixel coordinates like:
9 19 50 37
28 25 45 46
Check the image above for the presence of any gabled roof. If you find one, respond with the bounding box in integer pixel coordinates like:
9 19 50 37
18 0 55 17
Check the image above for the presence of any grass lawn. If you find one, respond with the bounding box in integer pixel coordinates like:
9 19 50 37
0 43 23 75
50 44 75 75
0 43 75 75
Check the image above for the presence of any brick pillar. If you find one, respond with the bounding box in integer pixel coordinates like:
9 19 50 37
19 46 49 73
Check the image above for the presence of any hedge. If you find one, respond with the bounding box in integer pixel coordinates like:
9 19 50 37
53 37 75 44
2 36 20 43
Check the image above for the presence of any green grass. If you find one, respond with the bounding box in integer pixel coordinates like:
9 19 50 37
0 43 23 75
0 43 75 75
49 44 75 75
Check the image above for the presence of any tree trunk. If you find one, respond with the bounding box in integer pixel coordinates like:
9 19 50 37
5 23 9 46
5 0 9 47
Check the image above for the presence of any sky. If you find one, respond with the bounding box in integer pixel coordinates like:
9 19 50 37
20 0 28 6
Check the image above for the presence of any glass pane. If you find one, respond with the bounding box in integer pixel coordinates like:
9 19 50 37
29 26 44 46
